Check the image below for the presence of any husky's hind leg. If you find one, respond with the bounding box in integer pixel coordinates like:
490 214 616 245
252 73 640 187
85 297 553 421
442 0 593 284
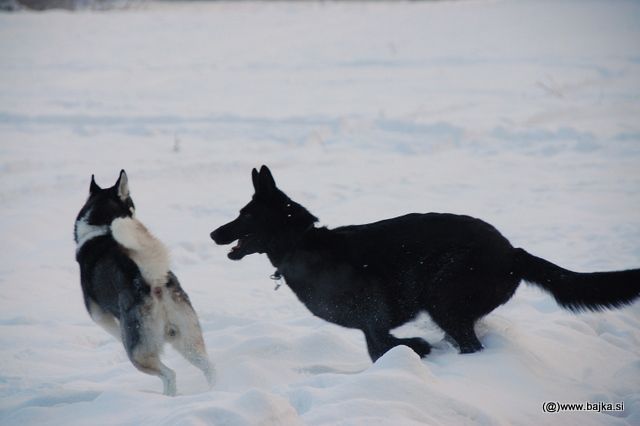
88 299 121 341
130 350 176 396
166 281 215 387
170 328 215 388
121 295 177 396
127 337 177 395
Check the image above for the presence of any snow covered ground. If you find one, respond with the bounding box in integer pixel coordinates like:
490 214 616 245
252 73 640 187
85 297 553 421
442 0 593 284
1 0 640 424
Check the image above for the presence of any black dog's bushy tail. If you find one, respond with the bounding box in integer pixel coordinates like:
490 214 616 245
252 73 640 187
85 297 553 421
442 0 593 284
515 248 640 312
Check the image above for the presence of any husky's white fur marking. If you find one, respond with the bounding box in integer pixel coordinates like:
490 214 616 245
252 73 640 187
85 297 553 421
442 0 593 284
75 214 109 252
111 217 170 287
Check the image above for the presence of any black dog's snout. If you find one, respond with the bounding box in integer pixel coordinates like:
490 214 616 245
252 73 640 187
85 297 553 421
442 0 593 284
210 224 234 245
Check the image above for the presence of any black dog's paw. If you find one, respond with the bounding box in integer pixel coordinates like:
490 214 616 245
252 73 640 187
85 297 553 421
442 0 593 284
444 333 484 354
401 338 432 358
458 341 484 354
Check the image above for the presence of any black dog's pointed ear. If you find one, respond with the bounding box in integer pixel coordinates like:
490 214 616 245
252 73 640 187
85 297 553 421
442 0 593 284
251 168 260 192
258 165 276 194
113 169 130 201
90 174 101 194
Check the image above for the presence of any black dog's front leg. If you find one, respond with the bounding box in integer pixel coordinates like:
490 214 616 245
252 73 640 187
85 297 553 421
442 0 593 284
363 329 431 362
363 330 389 361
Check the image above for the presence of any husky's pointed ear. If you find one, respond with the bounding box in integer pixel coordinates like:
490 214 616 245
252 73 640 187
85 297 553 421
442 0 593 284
258 165 276 195
252 168 260 192
114 169 130 201
90 174 101 194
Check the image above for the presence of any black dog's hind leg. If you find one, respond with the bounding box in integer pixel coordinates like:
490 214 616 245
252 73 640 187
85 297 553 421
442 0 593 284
364 328 431 362
435 318 484 354
397 336 432 358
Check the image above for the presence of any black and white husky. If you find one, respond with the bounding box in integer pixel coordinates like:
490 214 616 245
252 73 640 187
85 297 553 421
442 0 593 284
74 170 214 395
211 166 640 362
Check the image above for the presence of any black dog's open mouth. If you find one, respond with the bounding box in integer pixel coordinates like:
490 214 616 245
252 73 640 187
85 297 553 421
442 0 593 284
230 239 243 254
227 235 251 260
210 227 253 260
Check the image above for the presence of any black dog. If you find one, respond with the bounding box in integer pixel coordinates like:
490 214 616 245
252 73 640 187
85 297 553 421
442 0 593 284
211 166 640 361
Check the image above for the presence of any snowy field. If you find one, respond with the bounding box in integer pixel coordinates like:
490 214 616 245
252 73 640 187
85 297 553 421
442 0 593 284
1 0 640 424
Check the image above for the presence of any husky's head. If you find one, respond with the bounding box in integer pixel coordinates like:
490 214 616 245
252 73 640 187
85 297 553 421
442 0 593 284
75 170 135 245
210 165 318 260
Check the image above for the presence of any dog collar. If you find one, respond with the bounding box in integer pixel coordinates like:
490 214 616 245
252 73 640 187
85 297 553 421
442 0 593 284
270 269 283 290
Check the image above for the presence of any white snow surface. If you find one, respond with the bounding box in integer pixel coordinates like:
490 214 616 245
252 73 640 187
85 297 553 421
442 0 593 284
1 0 640 425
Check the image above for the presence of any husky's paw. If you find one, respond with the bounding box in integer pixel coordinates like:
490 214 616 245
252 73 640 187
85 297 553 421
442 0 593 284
205 366 216 389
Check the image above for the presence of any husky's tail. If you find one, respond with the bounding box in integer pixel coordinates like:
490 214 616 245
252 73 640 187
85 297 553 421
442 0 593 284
514 248 640 312
111 217 170 287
